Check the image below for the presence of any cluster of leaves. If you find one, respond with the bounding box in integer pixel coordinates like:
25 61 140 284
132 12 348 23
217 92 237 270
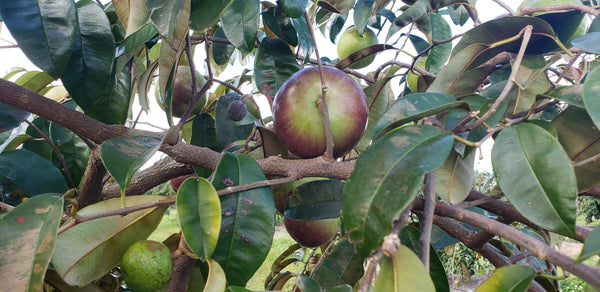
2 0 600 291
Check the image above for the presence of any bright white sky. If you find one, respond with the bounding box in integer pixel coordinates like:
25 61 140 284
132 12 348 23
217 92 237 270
0 1 522 172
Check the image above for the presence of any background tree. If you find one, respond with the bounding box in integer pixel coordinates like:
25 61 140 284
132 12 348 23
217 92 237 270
1 0 600 291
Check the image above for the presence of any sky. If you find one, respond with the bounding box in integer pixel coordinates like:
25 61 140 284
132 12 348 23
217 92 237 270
0 0 522 172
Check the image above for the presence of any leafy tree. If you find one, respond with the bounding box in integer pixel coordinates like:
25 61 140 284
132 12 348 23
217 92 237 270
2 0 600 291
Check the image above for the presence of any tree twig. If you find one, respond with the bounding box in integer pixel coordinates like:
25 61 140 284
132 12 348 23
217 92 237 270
519 3 599 16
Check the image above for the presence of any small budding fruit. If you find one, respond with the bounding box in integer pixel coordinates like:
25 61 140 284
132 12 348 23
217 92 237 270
272 66 368 158
120 240 172 292
337 26 378 69
227 100 248 122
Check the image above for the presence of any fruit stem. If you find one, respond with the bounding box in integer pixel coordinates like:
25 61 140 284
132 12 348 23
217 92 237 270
304 11 335 161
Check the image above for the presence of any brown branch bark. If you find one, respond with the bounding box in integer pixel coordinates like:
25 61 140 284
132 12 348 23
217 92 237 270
78 148 108 208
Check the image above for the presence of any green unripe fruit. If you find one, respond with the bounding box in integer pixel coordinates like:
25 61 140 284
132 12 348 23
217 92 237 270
156 66 208 118
337 26 378 69
120 240 172 292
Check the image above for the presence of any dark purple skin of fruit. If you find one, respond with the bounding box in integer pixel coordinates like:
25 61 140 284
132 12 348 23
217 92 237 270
284 216 339 248
272 66 368 158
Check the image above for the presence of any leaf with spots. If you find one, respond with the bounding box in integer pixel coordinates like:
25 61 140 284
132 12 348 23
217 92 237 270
0 193 64 291
253 38 300 102
210 153 276 286
177 177 221 260
342 125 453 256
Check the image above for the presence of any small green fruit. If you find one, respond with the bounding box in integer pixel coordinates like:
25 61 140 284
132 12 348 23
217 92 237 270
120 240 172 292
337 26 378 69
156 66 208 118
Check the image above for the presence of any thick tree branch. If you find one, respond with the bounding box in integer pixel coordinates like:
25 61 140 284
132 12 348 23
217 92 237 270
78 148 108 208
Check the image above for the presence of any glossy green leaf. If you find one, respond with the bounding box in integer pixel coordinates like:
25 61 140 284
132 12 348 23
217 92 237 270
61 0 115 114
291 16 314 62
221 0 259 53
535 10 583 53
86 58 133 125
0 102 29 134
100 136 162 192
552 106 600 192
190 0 233 33
212 26 236 65
115 23 158 58
474 264 536 292
15 71 55 93
356 66 399 151
392 0 463 29
0 149 67 196
297 276 323 292
257 126 288 158
0 134 34 153
211 153 276 286
147 0 184 44
325 285 353 292
373 244 436 292
572 32 600 54
399 226 450 292
312 239 365 289
436 150 475 205
545 84 583 108
191 113 223 152
49 116 91 186
52 195 169 286
0 193 63 291
426 13 451 74
22 117 53 160
0 0 76 78
329 13 347 43
576 226 600 263
279 0 309 18
448 4 469 26
353 0 373 35
262 6 298 47
583 66 600 131
113 0 150 37
284 180 344 220
215 93 255 147
177 177 221 260
343 125 454 256
372 92 466 140
492 123 577 236
253 38 300 101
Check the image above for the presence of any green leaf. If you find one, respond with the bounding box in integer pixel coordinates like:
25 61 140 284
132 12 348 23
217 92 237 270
0 0 76 78
0 134 34 153
545 84 583 108
297 276 323 292
215 93 255 147
49 114 91 186
392 0 464 29
325 285 353 292
279 0 309 18
205 259 227 292
448 4 469 26
426 13 451 74
399 226 450 292
262 6 298 47
112 0 150 37
52 195 169 286
291 16 314 61
353 0 373 35
257 126 288 158
329 13 347 43
212 26 236 65
284 180 344 220
356 66 399 151
86 57 133 125
211 153 276 286
253 38 300 102
221 0 259 53
115 23 158 57
474 264 536 292
552 106 600 192
343 125 454 256
15 71 55 92
372 92 466 140
0 193 64 291
191 113 223 152
177 177 221 260
577 226 600 263
436 150 475 205
61 0 115 113
0 102 29 134
100 136 162 192
492 123 577 236
22 117 53 160
147 0 184 44
311 239 365 290
572 32 600 54
583 66 600 131
373 244 436 292
190 0 234 33
0 149 68 196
